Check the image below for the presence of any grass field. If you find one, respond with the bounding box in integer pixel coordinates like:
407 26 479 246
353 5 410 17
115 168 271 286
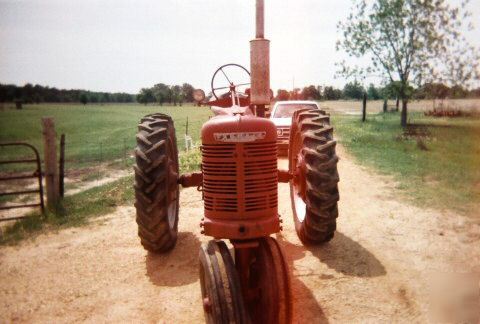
321 98 480 115
1 100 479 243
0 103 211 169
1 101 479 219
332 112 480 216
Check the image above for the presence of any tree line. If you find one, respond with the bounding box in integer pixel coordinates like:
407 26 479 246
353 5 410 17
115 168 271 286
2 80 478 106
137 83 195 106
0 83 135 104
275 81 480 101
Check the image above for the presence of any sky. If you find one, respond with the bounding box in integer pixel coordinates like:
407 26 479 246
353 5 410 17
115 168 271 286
1 0 479 94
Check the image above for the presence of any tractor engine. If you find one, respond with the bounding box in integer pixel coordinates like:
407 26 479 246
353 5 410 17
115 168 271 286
200 115 280 239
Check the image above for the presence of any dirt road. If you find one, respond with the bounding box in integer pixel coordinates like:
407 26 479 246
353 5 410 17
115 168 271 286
1 146 478 323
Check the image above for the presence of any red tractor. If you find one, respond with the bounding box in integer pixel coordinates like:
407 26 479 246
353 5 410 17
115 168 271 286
133 1 339 323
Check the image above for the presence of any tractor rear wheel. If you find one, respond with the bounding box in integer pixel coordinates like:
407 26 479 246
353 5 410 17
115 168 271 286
134 113 179 253
289 109 340 245
199 240 248 324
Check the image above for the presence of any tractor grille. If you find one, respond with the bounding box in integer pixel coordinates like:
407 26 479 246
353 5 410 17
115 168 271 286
202 141 278 214
276 126 290 141
244 142 277 212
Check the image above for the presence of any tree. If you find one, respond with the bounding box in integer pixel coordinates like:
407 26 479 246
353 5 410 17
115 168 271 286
153 83 169 105
137 88 155 105
450 85 467 99
276 89 290 101
323 86 342 100
171 85 182 106
181 83 195 102
423 83 450 99
80 93 88 105
343 81 365 100
367 84 381 100
289 88 301 100
23 83 34 103
301 85 321 100
89 93 99 103
337 0 479 126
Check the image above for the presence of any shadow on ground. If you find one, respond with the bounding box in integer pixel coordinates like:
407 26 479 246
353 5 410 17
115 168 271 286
311 231 386 277
280 231 386 278
276 234 329 324
145 231 201 287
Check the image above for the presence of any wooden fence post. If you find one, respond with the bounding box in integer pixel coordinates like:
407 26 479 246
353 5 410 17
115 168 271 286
42 117 59 210
59 134 65 198
362 93 367 122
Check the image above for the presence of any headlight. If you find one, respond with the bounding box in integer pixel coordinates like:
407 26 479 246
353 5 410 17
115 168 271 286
193 89 206 102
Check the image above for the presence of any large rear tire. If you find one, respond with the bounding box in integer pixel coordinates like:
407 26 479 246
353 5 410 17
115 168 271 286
289 109 340 245
134 113 179 253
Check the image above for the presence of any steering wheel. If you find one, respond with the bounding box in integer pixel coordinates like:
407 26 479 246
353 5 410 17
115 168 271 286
211 63 251 100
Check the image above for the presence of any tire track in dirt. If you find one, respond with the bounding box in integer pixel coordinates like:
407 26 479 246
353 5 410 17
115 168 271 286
0 145 478 323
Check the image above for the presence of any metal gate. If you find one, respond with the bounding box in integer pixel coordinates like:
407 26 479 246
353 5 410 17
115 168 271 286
0 142 45 221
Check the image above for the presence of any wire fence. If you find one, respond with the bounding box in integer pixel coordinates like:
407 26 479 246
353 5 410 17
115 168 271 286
64 138 135 165
1 115 207 182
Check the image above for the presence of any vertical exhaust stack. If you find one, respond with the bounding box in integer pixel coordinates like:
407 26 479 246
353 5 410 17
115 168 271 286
250 0 270 116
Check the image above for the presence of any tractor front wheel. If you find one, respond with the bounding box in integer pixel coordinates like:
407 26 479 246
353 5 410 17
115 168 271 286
241 237 292 324
134 113 179 253
199 240 248 324
288 109 340 245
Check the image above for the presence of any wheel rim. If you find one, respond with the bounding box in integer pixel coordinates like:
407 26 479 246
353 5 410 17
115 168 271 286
290 122 307 223
199 245 222 323
166 132 179 229
199 241 248 324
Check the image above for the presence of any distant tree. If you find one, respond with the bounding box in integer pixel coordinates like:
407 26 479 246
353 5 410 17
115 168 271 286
153 83 169 105
450 85 468 99
103 93 111 102
23 83 34 103
343 81 365 100
0 83 135 104
367 84 381 100
276 89 290 101
137 88 155 105
80 93 88 105
381 81 401 99
289 88 302 100
89 93 99 103
420 83 450 99
338 0 480 126
467 87 480 98
33 93 42 104
181 83 195 102
323 86 342 100
171 85 182 106
301 85 321 100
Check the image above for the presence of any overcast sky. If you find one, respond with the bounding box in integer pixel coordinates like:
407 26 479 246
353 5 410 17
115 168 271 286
1 0 479 93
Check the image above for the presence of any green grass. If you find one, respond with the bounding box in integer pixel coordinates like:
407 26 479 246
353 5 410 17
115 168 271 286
0 175 134 244
332 112 480 216
0 103 211 169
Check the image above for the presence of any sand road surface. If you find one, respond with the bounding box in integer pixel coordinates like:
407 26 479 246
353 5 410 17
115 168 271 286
1 145 479 323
